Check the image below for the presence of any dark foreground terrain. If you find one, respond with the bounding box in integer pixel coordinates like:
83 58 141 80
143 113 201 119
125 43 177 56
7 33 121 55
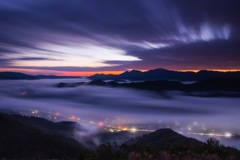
0 113 240 159
0 113 88 159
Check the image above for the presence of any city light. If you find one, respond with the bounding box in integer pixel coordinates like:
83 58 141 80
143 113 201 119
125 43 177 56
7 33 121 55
6 108 237 141
225 132 232 138
130 127 137 133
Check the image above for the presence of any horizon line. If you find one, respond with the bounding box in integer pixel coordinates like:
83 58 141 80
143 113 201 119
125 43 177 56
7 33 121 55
1 68 240 77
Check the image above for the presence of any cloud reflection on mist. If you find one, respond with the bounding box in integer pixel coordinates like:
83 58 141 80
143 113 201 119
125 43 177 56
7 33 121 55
0 79 240 148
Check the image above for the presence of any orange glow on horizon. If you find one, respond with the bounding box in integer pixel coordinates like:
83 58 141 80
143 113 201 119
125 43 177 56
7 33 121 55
178 69 240 73
177 70 200 73
0 68 126 76
208 69 240 72
0 68 240 76
62 70 124 76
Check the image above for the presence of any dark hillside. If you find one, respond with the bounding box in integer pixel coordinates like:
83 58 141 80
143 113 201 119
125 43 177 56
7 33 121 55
0 113 88 159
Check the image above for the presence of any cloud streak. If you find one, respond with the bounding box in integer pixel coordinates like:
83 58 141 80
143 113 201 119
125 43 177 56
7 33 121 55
0 0 239 73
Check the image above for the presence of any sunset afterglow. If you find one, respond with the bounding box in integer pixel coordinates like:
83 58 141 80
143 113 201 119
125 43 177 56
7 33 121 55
0 0 239 75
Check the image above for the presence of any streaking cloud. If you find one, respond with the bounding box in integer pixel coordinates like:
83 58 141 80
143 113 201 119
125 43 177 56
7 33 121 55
176 22 231 43
0 0 239 74
12 44 140 68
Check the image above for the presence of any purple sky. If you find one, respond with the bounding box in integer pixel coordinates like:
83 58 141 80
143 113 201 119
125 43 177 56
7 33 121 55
0 0 240 75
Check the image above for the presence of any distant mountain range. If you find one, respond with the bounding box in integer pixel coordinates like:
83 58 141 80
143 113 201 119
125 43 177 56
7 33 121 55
90 68 240 81
0 72 81 80
1 68 240 80
56 78 240 96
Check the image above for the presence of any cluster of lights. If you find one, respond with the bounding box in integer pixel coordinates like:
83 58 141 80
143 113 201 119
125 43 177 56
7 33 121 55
5 108 141 134
10 108 236 139
108 127 138 133
190 132 232 138
31 110 38 114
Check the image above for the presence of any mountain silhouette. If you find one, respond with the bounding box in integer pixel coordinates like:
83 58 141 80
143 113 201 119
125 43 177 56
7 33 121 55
0 72 81 80
90 68 240 81
57 78 240 92
127 128 201 146
0 72 36 80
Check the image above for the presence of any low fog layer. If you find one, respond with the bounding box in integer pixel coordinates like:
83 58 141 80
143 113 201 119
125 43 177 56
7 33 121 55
0 79 240 148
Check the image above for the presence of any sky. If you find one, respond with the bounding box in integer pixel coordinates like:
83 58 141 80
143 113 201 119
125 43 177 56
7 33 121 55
0 0 240 76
